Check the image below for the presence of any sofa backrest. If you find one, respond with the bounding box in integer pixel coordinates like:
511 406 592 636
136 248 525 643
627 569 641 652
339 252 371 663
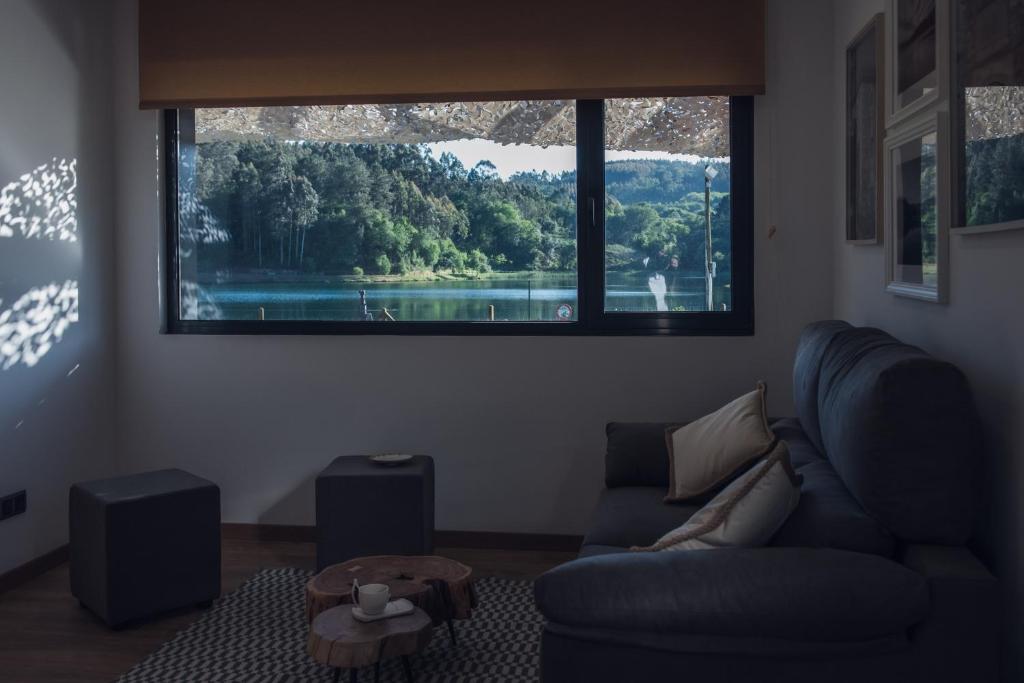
605 422 675 488
805 324 978 545
792 321 853 454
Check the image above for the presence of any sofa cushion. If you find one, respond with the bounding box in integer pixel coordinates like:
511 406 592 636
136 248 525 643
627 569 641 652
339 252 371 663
579 544 629 558
641 441 801 552
582 487 701 549
771 418 824 469
792 320 853 453
534 547 929 642
605 422 678 488
818 328 977 544
666 384 775 501
770 418 896 557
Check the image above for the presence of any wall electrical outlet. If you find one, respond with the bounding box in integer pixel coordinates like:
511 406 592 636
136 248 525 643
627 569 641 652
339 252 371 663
0 490 27 521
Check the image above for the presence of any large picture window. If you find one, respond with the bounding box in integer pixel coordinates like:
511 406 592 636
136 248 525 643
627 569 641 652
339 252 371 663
166 97 753 335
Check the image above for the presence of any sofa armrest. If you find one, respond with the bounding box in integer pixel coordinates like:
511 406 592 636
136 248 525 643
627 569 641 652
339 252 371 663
899 545 998 681
534 547 928 642
902 544 994 582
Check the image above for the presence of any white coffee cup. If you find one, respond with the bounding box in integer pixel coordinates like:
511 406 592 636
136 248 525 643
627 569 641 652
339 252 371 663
351 580 390 616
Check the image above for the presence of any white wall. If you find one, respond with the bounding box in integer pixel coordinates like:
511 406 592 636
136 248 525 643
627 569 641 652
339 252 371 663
110 0 836 535
832 2 1024 679
0 0 116 574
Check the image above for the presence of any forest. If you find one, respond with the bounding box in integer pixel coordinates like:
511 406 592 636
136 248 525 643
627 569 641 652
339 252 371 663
186 140 733 281
964 134 1024 227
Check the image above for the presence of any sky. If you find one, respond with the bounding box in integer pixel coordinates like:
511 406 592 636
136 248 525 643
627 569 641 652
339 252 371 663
425 139 715 179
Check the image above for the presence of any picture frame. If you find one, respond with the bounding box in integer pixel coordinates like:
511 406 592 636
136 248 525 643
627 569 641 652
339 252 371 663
950 0 1024 235
847 14 886 244
887 0 950 128
884 111 950 303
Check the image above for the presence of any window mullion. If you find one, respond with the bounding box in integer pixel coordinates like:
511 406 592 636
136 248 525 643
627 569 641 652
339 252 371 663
576 100 605 330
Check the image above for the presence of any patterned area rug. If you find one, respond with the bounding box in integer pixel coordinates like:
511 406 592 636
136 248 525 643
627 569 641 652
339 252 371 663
117 569 543 682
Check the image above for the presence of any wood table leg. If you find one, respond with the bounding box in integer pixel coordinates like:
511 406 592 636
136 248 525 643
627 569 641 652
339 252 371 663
374 661 380 683
350 668 358 683
446 619 457 647
401 656 414 683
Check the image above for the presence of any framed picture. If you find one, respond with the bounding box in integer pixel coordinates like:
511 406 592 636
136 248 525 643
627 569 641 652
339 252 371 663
884 111 950 303
888 0 949 127
847 14 885 244
951 0 1024 235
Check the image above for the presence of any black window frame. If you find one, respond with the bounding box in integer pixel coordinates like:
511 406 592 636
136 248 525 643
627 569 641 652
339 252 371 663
164 97 754 336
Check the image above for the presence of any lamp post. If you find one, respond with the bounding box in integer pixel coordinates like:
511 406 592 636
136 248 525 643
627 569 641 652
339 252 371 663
704 164 719 312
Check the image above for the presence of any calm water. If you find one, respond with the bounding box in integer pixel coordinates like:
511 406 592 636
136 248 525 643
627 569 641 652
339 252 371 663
196 272 730 321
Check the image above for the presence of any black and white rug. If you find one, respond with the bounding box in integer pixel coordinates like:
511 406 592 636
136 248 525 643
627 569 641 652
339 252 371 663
117 568 543 683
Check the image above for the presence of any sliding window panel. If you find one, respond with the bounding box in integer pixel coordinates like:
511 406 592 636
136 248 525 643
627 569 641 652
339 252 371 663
593 97 754 334
171 102 579 328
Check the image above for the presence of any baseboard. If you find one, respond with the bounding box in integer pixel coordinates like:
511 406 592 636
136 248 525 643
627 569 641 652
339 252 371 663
222 523 316 543
0 544 69 595
222 523 581 553
435 530 582 552
0 526 579 595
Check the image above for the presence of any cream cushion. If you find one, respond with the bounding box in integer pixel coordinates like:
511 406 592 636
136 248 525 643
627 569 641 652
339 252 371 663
638 441 801 552
665 383 775 501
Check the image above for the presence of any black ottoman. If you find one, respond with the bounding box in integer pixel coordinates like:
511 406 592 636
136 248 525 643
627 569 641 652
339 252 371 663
316 455 434 571
69 469 221 627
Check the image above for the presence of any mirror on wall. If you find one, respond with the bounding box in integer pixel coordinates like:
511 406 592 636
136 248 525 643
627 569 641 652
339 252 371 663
889 0 947 125
885 112 949 302
952 0 1024 234
847 14 886 244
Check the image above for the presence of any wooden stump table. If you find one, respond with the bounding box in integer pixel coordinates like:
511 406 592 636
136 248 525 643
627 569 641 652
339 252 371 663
306 556 476 646
308 604 432 683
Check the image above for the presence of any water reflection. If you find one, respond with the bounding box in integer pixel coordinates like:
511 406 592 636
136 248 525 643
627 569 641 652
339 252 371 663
0 280 79 370
0 158 77 241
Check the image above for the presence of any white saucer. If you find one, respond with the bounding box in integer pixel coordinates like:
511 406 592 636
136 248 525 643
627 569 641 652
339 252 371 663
352 598 416 622
369 453 414 466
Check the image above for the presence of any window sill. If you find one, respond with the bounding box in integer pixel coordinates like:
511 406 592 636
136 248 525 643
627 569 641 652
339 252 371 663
166 317 755 337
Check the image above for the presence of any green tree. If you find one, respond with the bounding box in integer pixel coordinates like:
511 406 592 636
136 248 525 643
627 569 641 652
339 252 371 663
264 174 319 268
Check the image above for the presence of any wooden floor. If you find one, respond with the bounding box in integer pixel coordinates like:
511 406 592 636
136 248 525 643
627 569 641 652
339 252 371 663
0 538 575 683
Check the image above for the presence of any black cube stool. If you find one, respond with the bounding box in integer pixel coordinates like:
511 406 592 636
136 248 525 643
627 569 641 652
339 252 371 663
69 468 220 627
316 455 434 571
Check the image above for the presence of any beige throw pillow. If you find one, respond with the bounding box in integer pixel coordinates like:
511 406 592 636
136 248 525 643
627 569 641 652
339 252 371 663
636 441 801 552
665 382 775 501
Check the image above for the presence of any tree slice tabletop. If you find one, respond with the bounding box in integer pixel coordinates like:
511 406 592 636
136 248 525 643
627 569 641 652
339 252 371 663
305 555 476 624
307 604 433 670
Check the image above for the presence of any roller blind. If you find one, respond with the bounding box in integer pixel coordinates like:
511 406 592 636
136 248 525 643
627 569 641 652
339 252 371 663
138 0 765 109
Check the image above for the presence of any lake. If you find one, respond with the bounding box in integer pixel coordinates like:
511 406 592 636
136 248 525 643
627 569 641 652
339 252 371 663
196 272 731 321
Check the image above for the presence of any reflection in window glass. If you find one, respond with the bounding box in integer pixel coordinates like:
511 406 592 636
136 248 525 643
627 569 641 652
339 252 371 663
897 0 938 110
603 97 731 313
956 0 1024 227
177 102 578 322
894 132 938 287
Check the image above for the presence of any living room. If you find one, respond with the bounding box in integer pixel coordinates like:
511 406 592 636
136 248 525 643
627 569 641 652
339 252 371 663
0 0 1021 681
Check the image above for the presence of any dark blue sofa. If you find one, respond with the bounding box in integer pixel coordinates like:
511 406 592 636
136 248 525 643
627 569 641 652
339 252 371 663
534 321 998 682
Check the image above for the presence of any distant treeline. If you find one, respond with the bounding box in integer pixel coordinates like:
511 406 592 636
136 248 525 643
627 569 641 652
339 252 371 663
964 134 1024 227
189 140 732 277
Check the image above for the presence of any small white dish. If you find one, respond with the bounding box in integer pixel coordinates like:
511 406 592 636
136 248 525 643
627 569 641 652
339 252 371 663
369 453 414 466
352 598 416 622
